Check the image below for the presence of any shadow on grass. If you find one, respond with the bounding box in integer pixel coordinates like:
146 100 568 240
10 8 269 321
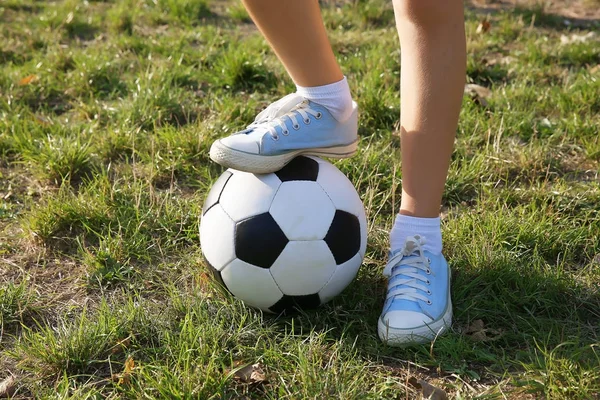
266 255 600 385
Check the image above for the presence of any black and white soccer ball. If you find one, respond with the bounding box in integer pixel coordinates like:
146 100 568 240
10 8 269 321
200 156 367 314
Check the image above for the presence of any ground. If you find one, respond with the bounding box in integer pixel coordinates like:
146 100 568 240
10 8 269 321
0 0 599 398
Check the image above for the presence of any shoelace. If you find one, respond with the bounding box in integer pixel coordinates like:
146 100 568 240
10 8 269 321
249 98 322 140
383 236 434 306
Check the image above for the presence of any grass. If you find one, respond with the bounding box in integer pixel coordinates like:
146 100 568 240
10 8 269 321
1 0 599 398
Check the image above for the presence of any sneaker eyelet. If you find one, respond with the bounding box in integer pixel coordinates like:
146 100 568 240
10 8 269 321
427 300 432 305
271 135 280 141
426 269 431 275
426 280 430 285
282 129 289 136
293 124 300 130
427 290 432 295
304 118 311 124
427 257 431 264
315 112 322 119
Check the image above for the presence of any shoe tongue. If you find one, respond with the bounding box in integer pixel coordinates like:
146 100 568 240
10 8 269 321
256 93 305 122
402 235 426 257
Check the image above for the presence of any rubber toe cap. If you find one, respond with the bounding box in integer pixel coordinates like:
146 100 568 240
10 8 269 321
382 310 433 329
219 135 260 154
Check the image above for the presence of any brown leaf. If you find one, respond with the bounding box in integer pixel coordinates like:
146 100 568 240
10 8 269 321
0 375 17 399
112 357 135 385
476 19 491 34
408 377 448 400
232 363 266 384
34 115 52 125
18 75 38 86
463 319 503 342
465 319 485 334
464 84 492 107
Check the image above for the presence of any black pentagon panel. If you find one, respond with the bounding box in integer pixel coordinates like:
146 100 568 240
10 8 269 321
275 156 319 182
204 257 230 294
269 293 322 315
202 171 233 216
235 213 288 268
324 210 361 265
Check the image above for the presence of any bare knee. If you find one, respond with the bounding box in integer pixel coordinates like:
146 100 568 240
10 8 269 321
392 0 463 27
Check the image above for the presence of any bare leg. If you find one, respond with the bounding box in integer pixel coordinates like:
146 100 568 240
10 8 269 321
242 0 343 86
209 1 356 172
393 0 466 217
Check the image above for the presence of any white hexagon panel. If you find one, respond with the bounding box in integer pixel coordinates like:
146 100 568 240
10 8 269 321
221 259 284 311
318 252 363 304
199 204 236 271
316 160 364 215
270 240 337 295
219 170 282 222
269 181 335 240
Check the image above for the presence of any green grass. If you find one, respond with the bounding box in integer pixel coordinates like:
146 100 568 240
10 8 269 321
1 0 599 398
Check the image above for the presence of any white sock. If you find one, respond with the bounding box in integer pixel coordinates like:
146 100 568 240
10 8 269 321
295 76 353 122
389 214 443 255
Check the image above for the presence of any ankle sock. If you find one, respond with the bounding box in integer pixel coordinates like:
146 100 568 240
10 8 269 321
389 214 443 255
295 76 353 122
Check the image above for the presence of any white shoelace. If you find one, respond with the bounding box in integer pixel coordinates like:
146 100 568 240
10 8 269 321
383 236 434 306
249 95 322 140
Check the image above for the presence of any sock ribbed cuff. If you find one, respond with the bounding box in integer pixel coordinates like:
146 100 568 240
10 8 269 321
389 214 443 255
296 76 348 96
295 76 353 122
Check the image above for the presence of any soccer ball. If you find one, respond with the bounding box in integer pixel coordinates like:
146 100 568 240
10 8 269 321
199 156 367 314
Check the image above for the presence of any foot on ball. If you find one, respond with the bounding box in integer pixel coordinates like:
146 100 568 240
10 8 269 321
209 93 358 174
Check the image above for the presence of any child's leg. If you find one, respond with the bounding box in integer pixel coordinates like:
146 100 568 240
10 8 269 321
241 0 342 87
210 0 357 173
380 0 466 345
395 0 466 218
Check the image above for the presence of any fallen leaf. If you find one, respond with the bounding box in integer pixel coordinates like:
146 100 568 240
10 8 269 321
476 19 491 34
463 319 503 342
0 375 16 398
231 363 266 384
18 75 38 86
112 357 135 385
464 83 491 107
465 319 485 333
408 377 447 400
484 55 516 67
539 118 552 128
560 32 596 45
487 55 515 67
34 115 52 125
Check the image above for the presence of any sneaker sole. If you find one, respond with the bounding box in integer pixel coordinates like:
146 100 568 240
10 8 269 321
377 294 453 346
209 140 359 174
